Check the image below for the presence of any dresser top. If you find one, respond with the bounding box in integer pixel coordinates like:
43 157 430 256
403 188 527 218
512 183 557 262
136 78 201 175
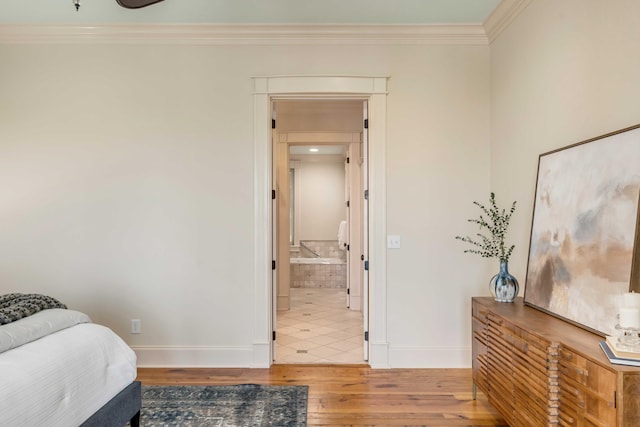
473 297 640 373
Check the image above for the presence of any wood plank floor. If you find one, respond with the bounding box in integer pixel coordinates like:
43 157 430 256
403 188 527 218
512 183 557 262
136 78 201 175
136 365 507 426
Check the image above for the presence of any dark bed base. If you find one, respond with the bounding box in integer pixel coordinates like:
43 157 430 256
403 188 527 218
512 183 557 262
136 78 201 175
80 381 141 427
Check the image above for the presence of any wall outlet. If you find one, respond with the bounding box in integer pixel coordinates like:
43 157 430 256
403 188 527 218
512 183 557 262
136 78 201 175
131 319 141 334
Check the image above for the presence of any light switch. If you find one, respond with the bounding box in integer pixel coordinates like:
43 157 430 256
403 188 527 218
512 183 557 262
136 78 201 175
387 235 401 249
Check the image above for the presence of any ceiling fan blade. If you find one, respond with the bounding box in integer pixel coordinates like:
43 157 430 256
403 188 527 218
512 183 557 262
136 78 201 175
116 0 166 8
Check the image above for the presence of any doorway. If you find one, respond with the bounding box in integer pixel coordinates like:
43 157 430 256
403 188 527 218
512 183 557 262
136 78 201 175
251 75 389 368
273 100 365 363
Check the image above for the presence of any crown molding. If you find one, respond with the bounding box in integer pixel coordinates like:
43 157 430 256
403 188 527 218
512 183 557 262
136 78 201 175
483 0 532 43
0 23 488 45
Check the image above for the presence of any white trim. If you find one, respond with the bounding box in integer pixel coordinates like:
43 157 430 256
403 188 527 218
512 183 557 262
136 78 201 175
369 342 391 369
388 346 472 368
280 131 361 145
253 88 272 368
253 75 389 368
132 346 256 368
0 23 488 45
483 0 532 43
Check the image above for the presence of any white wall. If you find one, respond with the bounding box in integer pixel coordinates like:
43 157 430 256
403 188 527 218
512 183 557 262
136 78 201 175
295 159 345 242
385 45 491 366
490 0 640 285
0 38 491 367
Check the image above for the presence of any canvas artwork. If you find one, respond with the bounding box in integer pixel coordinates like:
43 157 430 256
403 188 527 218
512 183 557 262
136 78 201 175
524 125 640 336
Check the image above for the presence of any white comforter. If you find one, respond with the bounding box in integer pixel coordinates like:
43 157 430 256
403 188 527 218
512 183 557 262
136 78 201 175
0 310 137 427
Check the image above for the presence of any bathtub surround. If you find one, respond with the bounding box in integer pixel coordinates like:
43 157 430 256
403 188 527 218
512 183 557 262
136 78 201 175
297 240 346 260
290 260 346 289
290 240 347 289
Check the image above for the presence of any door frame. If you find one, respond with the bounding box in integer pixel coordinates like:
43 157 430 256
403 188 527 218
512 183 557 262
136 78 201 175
252 75 389 368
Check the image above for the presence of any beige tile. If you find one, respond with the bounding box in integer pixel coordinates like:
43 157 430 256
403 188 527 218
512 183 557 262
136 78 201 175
309 317 338 327
275 325 299 335
326 339 362 352
288 330 316 340
345 335 363 345
276 346 298 357
306 334 343 346
275 334 298 346
288 340 322 351
326 329 357 340
307 345 345 359
276 288 364 364
331 350 365 364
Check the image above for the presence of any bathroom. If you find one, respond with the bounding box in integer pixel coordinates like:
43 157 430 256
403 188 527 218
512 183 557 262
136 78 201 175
288 144 348 291
273 99 365 364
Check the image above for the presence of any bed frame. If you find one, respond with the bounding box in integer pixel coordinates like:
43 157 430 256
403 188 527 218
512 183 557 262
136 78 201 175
80 381 141 427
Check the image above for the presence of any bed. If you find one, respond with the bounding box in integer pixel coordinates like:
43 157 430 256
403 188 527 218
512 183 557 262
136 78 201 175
0 294 140 427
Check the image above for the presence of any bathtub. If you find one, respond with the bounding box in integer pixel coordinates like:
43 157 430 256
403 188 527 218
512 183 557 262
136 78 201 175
289 257 346 288
290 257 344 265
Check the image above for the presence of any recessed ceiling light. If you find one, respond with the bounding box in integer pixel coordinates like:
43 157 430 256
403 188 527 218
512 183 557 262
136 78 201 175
309 148 319 152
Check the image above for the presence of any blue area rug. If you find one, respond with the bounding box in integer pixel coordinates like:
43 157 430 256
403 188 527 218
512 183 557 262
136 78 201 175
140 384 308 426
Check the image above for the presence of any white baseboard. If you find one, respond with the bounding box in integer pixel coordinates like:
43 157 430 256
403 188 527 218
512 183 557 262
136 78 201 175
133 345 257 368
348 295 362 311
388 346 472 368
368 341 390 368
132 344 471 369
251 343 272 368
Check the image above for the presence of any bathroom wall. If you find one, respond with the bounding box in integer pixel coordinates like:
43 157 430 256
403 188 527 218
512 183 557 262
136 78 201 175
293 159 345 242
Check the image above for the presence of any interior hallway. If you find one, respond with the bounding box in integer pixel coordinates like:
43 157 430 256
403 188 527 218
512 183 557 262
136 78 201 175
275 288 364 364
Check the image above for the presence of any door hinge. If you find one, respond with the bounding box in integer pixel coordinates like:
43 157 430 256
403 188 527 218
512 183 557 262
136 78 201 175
346 200 350 208
271 119 276 129
272 260 276 270
346 157 350 164
614 390 617 408
364 331 369 341
347 244 350 251
364 189 369 200
272 189 276 200
347 288 350 295
364 260 369 271
364 119 369 129
273 331 276 341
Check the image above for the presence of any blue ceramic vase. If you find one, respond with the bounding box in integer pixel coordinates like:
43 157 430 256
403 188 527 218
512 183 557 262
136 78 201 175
490 261 519 303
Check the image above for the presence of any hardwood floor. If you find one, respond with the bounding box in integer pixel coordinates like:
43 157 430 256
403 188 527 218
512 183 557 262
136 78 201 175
136 365 506 426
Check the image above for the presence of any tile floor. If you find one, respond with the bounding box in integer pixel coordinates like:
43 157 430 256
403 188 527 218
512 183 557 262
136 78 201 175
275 287 365 364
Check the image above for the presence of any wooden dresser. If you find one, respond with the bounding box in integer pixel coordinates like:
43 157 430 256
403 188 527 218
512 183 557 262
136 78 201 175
472 297 640 426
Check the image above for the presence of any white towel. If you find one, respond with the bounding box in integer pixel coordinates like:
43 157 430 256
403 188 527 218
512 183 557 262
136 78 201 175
338 220 347 250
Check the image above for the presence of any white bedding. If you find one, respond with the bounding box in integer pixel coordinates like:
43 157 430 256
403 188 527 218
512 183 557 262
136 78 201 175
0 309 91 354
0 318 137 427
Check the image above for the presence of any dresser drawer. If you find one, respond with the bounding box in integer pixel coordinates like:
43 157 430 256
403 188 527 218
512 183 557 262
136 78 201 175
558 347 616 396
558 346 616 426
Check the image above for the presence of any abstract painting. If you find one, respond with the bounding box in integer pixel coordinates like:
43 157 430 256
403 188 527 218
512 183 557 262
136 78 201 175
524 124 640 336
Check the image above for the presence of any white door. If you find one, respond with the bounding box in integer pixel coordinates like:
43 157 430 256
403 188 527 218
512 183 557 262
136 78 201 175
362 100 369 361
344 152 351 308
270 103 277 361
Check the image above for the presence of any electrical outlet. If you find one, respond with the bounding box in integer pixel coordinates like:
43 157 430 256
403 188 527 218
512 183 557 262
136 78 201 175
131 319 141 334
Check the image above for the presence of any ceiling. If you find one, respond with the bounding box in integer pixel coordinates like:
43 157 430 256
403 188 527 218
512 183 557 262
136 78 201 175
290 145 346 158
0 0 502 25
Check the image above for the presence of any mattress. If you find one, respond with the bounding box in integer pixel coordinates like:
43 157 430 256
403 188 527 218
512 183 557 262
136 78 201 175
0 312 137 427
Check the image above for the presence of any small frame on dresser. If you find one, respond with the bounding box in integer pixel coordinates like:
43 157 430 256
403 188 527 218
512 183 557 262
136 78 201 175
524 124 640 336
